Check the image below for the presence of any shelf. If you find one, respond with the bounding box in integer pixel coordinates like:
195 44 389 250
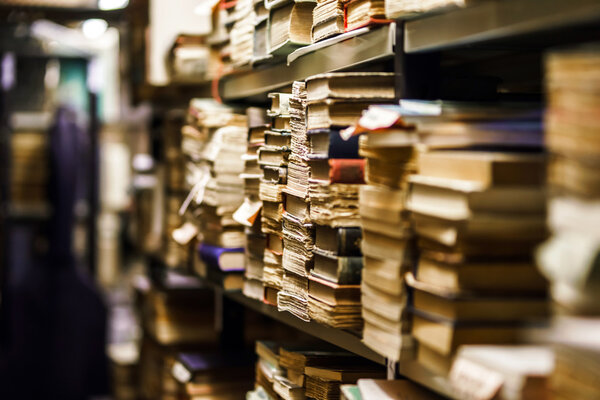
398 361 455 399
210 285 386 365
404 0 600 53
219 24 396 101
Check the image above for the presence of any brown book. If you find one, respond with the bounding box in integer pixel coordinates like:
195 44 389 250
416 256 547 294
269 2 314 54
312 15 345 42
417 151 546 187
304 366 385 382
305 72 395 103
308 273 360 305
345 0 386 31
412 313 525 357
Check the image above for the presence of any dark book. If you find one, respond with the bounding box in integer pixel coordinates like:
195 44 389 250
174 352 255 383
315 224 362 256
199 243 245 272
311 251 363 285
307 128 360 159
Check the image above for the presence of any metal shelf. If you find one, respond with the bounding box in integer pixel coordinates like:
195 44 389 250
219 24 396 101
404 0 600 53
209 285 386 365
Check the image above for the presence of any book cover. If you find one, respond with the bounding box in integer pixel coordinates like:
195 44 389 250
199 243 245 272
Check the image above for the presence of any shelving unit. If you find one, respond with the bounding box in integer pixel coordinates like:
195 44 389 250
148 2 600 398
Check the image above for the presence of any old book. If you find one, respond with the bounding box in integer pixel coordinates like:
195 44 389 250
416 256 547 294
411 212 548 248
361 229 414 264
268 92 292 117
263 165 288 183
253 18 270 63
312 15 345 42
384 0 476 19
273 375 305 400
243 278 264 300
357 379 444 400
314 225 362 256
307 100 375 130
408 174 546 219
284 192 310 222
273 116 292 131
417 151 546 187
278 289 310 321
449 345 554 400
412 312 524 357
265 130 292 147
308 272 360 305
407 273 548 322
309 182 361 227
307 128 360 159
308 296 363 329
269 1 315 55
362 307 407 336
304 366 385 382
306 72 394 102
309 158 365 184
279 346 371 371
311 251 363 284
361 282 407 324
345 0 387 31
264 285 280 305
258 145 291 166
362 323 414 362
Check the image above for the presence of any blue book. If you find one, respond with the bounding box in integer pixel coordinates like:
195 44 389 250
307 128 360 159
198 243 245 272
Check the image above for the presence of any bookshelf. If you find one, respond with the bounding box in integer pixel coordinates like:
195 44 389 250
219 24 396 101
404 0 600 53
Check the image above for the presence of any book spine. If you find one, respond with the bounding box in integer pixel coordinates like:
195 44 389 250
199 243 223 269
329 159 365 183
337 227 363 256
336 256 364 285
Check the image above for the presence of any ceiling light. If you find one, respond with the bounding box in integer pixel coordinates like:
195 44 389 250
81 18 108 40
98 0 129 10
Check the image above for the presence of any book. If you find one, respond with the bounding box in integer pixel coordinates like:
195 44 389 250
309 158 365 184
309 182 362 227
268 92 292 117
307 100 376 130
344 0 387 32
304 366 385 382
308 296 363 329
307 128 361 159
305 72 394 102
407 273 548 322
417 342 454 376
273 375 305 400
416 256 547 294
362 323 413 361
314 225 362 256
312 251 363 284
198 243 245 272
361 280 407 322
308 272 360 305
407 174 546 220
269 1 315 55
417 151 546 187
412 312 525 357
312 1 344 42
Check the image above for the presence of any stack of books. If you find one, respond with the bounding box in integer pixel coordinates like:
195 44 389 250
448 345 554 400
278 81 314 322
260 93 293 305
171 351 255 399
231 0 256 67
312 0 344 42
268 0 315 56
179 99 248 287
305 72 395 329
537 47 600 315
341 379 444 400
167 35 212 83
236 107 269 301
346 105 418 361
404 101 549 376
250 341 285 399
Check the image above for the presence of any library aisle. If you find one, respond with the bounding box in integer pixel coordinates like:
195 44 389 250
0 0 599 399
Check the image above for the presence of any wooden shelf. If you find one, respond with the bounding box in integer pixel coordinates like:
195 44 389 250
404 0 600 53
219 24 396 101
